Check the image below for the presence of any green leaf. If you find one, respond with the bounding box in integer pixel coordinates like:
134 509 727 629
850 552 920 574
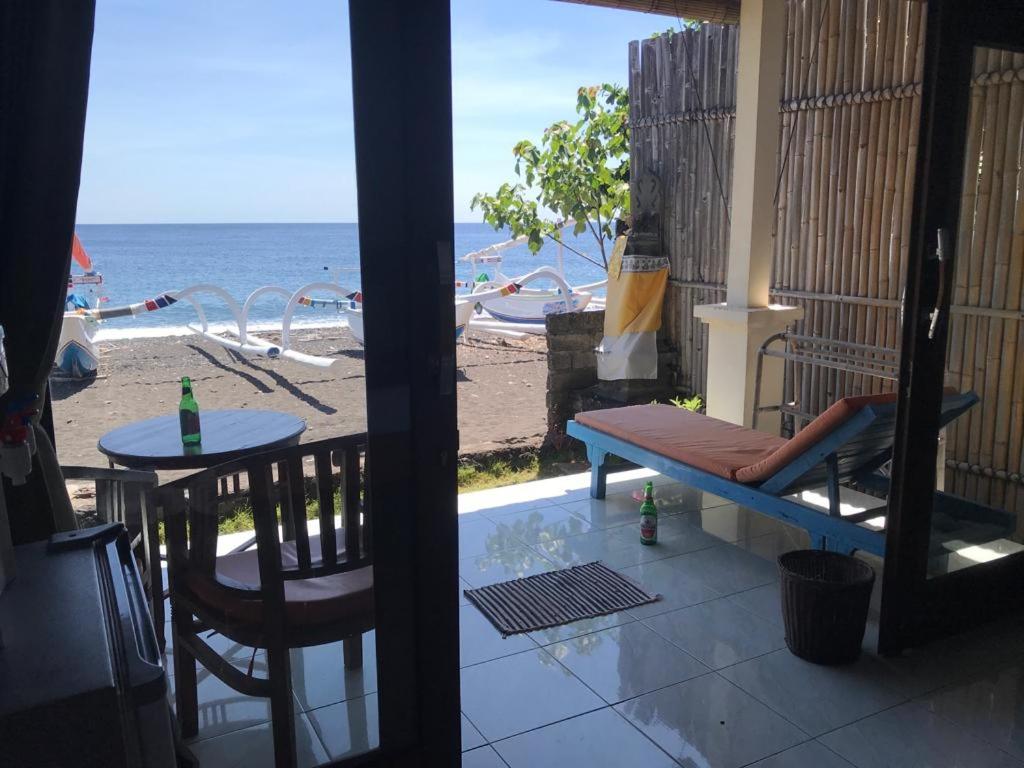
470 84 630 263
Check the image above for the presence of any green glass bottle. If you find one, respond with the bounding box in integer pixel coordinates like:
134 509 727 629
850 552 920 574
179 376 201 446
639 481 658 545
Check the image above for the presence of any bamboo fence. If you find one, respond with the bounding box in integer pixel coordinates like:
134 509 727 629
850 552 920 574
628 23 737 398
628 1 1024 514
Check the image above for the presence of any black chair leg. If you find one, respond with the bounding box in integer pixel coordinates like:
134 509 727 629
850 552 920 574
151 580 166 651
171 610 199 737
141 489 165 650
266 645 297 768
343 635 363 670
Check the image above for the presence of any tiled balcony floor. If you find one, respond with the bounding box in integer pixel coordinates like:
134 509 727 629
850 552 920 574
165 468 1024 768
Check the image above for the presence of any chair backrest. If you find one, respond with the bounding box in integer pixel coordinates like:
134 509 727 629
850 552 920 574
158 433 369 626
62 465 164 639
758 390 979 495
61 465 158 532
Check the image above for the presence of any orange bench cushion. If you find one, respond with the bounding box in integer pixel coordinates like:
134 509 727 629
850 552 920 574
185 535 373 628
734 393 896 483
575 405 786 480
575 392 897 485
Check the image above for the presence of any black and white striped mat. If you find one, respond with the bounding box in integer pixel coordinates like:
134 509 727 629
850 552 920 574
464 561 660 637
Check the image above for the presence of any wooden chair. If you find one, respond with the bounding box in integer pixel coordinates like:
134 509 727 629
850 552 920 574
61 465 164 642
158 434 371 768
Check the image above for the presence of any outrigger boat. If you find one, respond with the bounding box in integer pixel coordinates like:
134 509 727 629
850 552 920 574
59 276 516 374
468 262 606 325
459 226 607 329
316 279 524 346
56 235 103 378
53 227 609 379
67 281 353 370
342 296 476 346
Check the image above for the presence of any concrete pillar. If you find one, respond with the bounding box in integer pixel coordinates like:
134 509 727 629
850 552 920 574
694 0 801 433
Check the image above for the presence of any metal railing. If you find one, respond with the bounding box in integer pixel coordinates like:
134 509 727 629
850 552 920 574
753 333 900 433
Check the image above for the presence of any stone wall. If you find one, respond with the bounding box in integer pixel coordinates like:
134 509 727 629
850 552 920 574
545 310 605 446
545 310 680 447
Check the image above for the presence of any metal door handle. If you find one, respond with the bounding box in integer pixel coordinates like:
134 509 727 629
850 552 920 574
928 228 949 340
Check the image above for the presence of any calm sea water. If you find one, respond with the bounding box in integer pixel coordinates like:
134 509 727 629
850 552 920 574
74 223 608 339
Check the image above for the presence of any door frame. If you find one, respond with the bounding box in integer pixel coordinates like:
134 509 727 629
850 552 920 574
880 0 1024 655
346 0 462 763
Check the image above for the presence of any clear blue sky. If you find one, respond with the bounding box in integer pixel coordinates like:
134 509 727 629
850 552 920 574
76 0 670 224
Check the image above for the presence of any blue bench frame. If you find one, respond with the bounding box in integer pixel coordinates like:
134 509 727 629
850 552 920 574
566 392 980 557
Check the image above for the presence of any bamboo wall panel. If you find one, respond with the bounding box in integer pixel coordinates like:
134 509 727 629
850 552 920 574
628 24 736 395
630 2 1023 513
630 0 925 401
770 0 925 416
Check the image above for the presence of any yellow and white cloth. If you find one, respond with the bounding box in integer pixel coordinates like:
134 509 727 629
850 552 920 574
596 237 669 380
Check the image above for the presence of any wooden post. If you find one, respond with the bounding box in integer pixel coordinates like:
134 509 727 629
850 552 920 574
695 0 802 431
725 0 787 307
349 0 461 762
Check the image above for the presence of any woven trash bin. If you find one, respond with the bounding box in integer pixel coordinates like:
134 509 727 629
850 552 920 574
778 550 875 665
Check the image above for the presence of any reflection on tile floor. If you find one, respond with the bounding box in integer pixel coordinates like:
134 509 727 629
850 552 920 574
168 467 1024 767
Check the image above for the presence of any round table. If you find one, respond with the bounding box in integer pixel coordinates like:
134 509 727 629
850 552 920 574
97 409 306 470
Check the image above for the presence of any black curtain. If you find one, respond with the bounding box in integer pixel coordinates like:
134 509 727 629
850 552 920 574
0 2 96 543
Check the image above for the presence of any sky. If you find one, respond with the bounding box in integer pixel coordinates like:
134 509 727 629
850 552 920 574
76 0 670 224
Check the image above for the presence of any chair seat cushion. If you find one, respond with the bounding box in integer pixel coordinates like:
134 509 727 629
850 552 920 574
575 405 787 480
185 535 373 628
575 393 897 484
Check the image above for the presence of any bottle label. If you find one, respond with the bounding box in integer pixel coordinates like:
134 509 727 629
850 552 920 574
640 513 658 544
180 410 202 444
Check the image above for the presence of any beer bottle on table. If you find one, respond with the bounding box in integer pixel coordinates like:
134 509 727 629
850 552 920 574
639 481 658 545
179 376 201 446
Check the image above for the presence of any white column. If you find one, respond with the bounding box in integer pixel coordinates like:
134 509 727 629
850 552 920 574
694 0 801 433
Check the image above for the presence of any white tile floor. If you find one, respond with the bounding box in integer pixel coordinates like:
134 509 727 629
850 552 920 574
168 467 1024 768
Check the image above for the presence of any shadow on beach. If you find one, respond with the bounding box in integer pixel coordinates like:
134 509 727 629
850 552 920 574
187 344 273 393
223 349 339 416
185 344 338 415
50 372 99 401
332 347 364 361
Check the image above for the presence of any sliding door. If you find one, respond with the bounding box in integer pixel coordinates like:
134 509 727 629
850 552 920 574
881 0 1024 654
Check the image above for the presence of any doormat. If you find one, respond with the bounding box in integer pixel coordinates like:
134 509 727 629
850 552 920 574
464 561 660 637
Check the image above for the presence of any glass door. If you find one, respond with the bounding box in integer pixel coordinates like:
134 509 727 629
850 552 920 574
881 0 1024 654
928 39 1024 579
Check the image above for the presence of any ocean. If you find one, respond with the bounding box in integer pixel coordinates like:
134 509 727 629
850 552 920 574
74 223 609 341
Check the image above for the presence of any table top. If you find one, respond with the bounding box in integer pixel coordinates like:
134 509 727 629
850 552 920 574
97 409 306 470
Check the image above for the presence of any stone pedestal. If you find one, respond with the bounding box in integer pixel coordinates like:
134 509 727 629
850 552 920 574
545 309 676 447
694 303 803 433
545 311 605 446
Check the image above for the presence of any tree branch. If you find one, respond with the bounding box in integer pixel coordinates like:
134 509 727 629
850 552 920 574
584 215 606 270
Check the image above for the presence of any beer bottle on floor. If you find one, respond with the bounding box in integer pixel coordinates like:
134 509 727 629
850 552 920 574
179 376 201 446
640 481 658 545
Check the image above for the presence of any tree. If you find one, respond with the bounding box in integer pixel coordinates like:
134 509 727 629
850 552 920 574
471 84 629 270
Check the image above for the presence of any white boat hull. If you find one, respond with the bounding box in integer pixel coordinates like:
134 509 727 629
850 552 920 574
480 289 592 324
55 314 99 378
347 299 474 345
